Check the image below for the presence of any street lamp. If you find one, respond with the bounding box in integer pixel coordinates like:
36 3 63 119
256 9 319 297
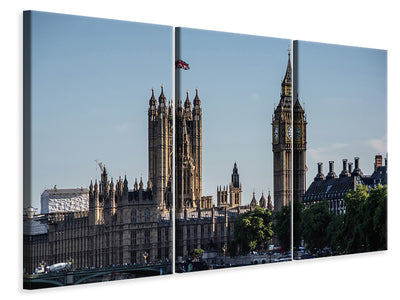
143 251 148 264
222 244 226 267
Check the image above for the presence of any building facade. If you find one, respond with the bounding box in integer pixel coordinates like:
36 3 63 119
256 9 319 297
175 89 203 211
303 155 387 214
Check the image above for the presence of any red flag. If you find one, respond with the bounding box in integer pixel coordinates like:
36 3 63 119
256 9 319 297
175 59 190 70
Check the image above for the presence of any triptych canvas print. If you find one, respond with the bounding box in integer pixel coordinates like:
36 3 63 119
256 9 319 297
23 11 387 289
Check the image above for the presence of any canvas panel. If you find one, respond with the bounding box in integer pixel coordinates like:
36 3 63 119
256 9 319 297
23 11 173 289
174 27 292 272
293 40 387 259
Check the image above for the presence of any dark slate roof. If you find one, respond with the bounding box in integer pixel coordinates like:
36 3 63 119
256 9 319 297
303 175 359 203
370 165 387 186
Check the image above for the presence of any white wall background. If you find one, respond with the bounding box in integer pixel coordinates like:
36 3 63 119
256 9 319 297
1 1 399 299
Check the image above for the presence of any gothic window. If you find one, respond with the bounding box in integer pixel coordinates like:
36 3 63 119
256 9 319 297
187 227 191 240
165 228 169 241
145 230 150 244
131 231 136 245
145 209 150 223
131 209 137 223
119 231 123 246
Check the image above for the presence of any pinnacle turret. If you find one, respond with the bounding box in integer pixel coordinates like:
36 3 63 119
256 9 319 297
149 87 157 106
250 192 258 207
159 85 166 105
184 90 191 111
193 88 200 107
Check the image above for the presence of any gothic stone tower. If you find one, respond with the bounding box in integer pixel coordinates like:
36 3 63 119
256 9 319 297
229 162 242 207
272 53 293 211
293 94 307 202
148 86 173 210
175 89 202 211
217 162 242 208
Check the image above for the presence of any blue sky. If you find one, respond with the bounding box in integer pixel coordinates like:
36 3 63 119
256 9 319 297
29 11 172 210
28 12 386 210
177 28 290 204
296 41 387 188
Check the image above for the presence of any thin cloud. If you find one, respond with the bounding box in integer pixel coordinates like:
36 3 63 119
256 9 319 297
365 136 387 154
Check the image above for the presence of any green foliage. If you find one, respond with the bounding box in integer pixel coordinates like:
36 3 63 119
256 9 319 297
188 248 204 260
301 199 331 252
326 213 344 253
274 204 291 251
298 184 387 255
233 207 273 255
343 184 387 252
293 200 304 248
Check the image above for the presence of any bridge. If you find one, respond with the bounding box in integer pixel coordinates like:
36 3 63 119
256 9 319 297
23 262 171 289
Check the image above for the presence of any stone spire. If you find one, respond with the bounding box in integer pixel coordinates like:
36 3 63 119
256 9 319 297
259 193 267 208
267 191 273 211
231 162 240 188
159 85 166 105
193 88 201 107
149 87 157 106
250 192 258 207
276 49 292 110
184 90 191 111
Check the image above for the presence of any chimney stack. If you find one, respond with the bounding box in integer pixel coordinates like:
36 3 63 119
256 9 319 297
314 162 325 181
326 161 337 180
375 155 383 171
339 159 350 178
352 157 363 176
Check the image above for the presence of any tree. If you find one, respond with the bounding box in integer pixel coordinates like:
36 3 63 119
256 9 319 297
293 200 304 249
370 185 387 251
233 207 273 255
343 184 387 253
298 184 387 256
188 248 204 261
326 213 344 254
301 199 331 253
343 185 369 253
274 204 291 252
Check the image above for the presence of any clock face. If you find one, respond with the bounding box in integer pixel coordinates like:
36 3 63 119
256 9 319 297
294 126 301 140
274 126 279 142
287 126 293 141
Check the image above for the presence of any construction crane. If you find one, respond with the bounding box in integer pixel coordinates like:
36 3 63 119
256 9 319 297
95 160 104 172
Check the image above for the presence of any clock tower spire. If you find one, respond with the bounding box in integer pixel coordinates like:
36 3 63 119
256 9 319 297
272 51 293 211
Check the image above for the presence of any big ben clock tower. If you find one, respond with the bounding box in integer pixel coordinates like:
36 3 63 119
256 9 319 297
272 51 294 212
293 94 307 203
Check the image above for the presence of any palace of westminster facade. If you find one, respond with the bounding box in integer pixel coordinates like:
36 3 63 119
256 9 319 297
23 54 307 274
